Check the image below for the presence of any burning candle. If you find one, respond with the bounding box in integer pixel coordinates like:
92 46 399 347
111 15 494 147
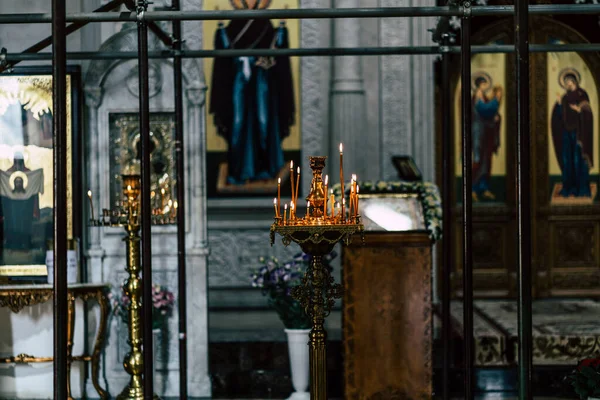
284 203 288 225
87 190 95 221
306 201 310 217
323 175 328 218
330 189 335 218
355 185 360 216
291 201 295 220
173 200 178 217
342 198 346 220
349 175 355 217
277 177 281 217
290 161 295 207
339 143 345 220
295 166 300 209
336 202 341 218
273 197 278 218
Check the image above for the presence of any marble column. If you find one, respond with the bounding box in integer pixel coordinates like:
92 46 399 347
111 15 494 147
185 86 212 397
83 87 104 271
379 0 436 182
329 0 370 183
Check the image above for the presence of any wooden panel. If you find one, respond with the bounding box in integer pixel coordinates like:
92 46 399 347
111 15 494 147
550 222 598 269
343 232 432 400
452 220 514 297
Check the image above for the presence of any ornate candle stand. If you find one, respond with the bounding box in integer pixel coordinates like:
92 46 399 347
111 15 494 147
89 174 169 400
270 156 364 400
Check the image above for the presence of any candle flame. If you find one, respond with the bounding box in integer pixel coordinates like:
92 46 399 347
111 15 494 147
343 198 346 205
297 166 300 174
336 202 340 208
161 188 165 194
87 190 92 197
352 174 356 181
356 185 359 194
339 143 343 153
325 175 328 185
273 197 277 204
285 204 288 210
174 201 178 209
307 201 310 208
290 160 293 169
168 199 173 207
127 185 132 191
278 177 281 184
291 202 295 210
331 189 334 194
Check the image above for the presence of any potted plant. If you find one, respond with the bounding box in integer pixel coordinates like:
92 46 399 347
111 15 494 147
568 357 600 399
251 252 337 400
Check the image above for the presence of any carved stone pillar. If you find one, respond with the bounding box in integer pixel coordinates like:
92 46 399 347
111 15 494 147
185 85 211 397
83 87 104 267
380 0 436 181
330 0 370 182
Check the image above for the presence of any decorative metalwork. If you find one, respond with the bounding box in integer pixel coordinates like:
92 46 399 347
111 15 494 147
270 155 364 400
0 290 53 313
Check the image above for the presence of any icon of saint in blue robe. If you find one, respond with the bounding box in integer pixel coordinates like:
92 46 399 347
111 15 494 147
551 71 593 198
209 18 295 185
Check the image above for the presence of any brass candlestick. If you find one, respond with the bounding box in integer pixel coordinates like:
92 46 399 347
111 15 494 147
270 156 364 400
89 174 159 400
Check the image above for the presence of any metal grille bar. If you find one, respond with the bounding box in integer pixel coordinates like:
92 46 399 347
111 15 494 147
4 43 600 63
1 4 600 24
171 0 188 398
136 2 155 397
51 0 68 398
516 1 533 399
460 4 474 399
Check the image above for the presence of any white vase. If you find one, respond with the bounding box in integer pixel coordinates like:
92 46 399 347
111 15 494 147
152 328 160 387
285 328 311 400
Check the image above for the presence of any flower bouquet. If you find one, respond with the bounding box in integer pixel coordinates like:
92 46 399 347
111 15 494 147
251 252 337 330
110 284 176 330
568 357 600 399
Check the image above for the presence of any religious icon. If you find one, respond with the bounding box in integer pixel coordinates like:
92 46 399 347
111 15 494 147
0 153 44 250
109 113 176 214
550 67 594 199
208 0 296 190
0 70 79 270
471 71 503 202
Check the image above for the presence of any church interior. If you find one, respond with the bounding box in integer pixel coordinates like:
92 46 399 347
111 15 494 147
1 1 600 399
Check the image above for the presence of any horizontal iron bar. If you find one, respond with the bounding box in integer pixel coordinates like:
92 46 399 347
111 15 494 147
4 43 600 61
1 4 600 24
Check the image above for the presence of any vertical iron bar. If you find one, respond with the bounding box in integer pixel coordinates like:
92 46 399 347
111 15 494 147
52 0 68 397
137 2 154 398
460 3 474 400
515 0 533 399
171 0 188 398
441 32 453 400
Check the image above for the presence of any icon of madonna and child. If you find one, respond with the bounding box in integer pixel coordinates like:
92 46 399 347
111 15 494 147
209 0 296 191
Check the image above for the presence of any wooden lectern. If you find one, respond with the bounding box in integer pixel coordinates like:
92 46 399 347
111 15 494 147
343 232 433 400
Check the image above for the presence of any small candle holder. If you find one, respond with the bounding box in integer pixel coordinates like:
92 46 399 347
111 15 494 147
270 156 364 400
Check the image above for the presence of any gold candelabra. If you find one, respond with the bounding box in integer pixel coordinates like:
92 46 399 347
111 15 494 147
89 174 159 400
270 153 364 400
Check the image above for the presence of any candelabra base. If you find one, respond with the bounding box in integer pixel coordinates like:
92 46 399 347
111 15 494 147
116 382 160 400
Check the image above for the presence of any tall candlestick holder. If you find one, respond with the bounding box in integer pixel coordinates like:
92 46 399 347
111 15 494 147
89 174 159 400
270 156 364 400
